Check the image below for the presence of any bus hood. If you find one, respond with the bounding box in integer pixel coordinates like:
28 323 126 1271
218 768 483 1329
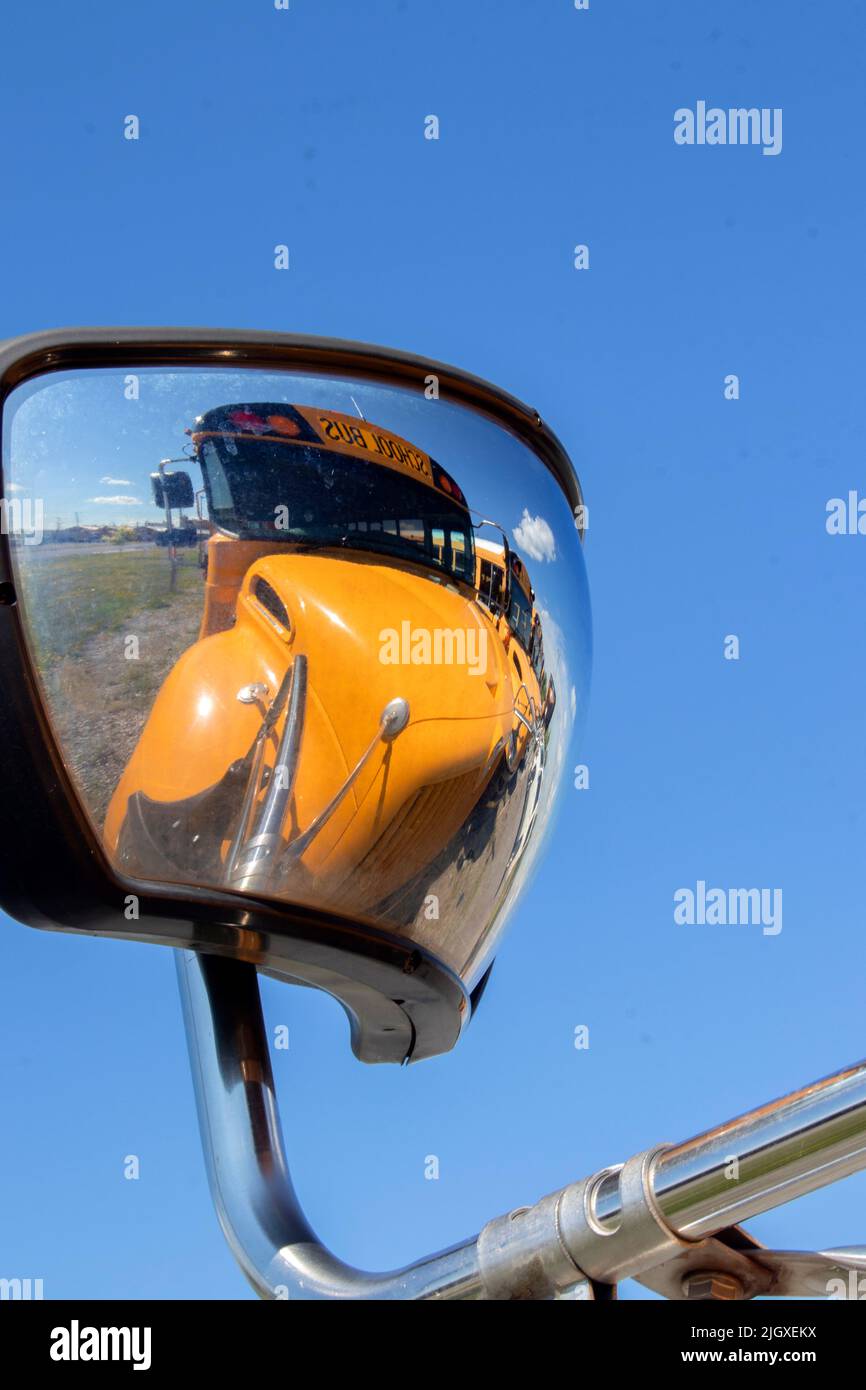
105 548 520 918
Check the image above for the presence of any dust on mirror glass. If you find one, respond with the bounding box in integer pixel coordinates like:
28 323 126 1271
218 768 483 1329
3 367 590 987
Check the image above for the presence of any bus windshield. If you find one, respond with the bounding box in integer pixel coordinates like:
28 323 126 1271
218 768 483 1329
198 436 475 585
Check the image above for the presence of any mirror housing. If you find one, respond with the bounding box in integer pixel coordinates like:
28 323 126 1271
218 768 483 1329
151 468 194 510
0 327 588 1064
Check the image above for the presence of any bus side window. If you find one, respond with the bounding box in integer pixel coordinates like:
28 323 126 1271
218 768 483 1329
399 518 424 546
478 558 503 611
450 530 470 579
431 526 445 565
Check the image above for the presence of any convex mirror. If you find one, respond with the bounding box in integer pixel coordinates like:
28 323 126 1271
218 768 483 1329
0 334 590 1062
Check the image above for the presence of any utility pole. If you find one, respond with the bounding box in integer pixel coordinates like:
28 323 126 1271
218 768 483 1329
158 458 178 592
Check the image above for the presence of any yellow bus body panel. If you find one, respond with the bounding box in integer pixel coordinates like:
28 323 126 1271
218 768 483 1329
104 548 528 913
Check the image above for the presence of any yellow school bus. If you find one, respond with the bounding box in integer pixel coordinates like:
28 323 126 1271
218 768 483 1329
103 404 549 926
474 538 545 769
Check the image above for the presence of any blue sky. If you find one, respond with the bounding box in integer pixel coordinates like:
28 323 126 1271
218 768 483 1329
1 0 866 1299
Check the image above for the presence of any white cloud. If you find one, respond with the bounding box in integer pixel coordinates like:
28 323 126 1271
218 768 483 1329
513 509 556 563
90 495 142 505
6 482 25 493
101 475 131 485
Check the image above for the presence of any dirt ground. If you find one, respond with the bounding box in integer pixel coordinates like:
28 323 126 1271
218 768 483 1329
18 547 205 828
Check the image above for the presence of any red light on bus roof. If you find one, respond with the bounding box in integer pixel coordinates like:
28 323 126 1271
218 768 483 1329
225 409 301 437
267 414 301 436
229 409 269 430
436 469 464 504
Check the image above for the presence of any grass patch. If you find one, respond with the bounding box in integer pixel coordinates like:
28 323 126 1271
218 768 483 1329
10 544 207 825
14 545 201 665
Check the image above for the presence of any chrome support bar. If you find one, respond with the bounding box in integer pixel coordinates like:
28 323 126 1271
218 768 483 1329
279 696 410 868
225 663 296 884
655 1061 866 1238
177 948 866 1299
229 655 307 893
589 1059 866 1240
176 949 485 1299
505 684 541 772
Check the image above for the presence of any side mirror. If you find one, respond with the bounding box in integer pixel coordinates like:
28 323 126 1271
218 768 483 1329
150 468 194 510
0 328 590 1065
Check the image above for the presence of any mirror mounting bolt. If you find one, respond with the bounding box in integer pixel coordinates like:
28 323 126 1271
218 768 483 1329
379 697 410 742
237 683 270 705
681 1271 745 1301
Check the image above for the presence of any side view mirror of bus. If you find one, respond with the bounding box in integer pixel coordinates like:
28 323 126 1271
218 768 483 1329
150 468 194 510
0 333 590 1064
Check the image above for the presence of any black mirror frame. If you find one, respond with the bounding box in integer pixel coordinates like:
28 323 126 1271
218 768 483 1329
0 327 585 1064
152 468 195 510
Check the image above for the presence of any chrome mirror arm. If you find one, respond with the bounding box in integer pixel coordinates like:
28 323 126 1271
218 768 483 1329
178 947 866 1301
175 949 487 1300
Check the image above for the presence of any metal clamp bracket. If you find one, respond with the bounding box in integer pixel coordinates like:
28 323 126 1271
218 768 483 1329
177 948 866 1300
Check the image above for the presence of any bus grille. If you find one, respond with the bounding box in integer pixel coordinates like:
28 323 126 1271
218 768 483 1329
326 769 484 911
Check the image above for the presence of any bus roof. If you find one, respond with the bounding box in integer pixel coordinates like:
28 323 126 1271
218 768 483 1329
190 403 469 510
475 537 506 562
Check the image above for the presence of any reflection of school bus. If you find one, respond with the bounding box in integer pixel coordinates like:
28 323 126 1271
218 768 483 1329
103 404 548 921
474 538 547 769
543 674 556 729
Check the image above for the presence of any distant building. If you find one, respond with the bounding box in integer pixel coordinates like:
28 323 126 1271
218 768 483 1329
50 519 209 544
52 524 111 543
